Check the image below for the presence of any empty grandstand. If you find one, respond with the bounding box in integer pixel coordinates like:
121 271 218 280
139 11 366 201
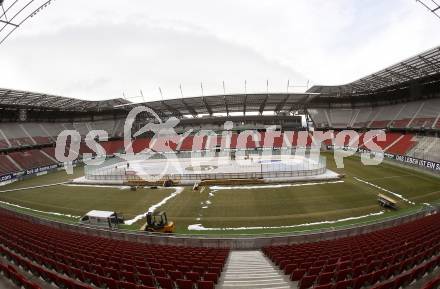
0 11 440 289
0 47 439 289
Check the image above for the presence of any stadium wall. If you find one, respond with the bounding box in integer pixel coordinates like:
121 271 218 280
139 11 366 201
0 205 436 249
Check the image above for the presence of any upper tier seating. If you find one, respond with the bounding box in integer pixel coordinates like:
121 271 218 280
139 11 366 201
0 123 35 148
308 99 440 130
263 213 440 289
0 210 229 289
0 120 125 149
20 123 53 144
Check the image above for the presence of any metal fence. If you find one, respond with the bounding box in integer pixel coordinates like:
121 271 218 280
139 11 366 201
86 167 327 181
84 149 327 182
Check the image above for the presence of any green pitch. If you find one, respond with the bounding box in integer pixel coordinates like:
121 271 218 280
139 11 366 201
0 152 439 235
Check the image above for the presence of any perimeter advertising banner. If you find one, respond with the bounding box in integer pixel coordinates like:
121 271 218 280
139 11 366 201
327 145 440 172
391 155 440 172
0 163 72 184
0 164 58 183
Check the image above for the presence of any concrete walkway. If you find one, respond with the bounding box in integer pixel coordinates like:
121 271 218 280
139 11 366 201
218 250 294 289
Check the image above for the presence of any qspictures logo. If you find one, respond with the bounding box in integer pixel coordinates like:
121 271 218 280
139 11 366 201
54 106 387 179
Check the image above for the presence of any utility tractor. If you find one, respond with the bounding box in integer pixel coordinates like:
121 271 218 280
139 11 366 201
141 211 175 233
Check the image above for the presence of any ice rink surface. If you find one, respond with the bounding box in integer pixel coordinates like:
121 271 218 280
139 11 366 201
74 153 341 185
115 154 322 176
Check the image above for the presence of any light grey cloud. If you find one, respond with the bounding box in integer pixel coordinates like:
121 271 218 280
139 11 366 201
0 0 439 101
0 19 305 100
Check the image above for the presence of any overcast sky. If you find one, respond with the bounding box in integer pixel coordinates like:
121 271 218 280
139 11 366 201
0 0 439 102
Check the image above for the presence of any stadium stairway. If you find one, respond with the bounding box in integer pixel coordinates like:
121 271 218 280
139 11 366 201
218 251 294 289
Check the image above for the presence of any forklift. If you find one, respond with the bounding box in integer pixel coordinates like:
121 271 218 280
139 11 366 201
142 211 175 233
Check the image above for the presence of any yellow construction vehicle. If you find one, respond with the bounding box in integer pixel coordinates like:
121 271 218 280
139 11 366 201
141 211 175 233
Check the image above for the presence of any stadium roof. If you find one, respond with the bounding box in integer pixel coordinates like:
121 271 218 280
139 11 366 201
2 46 440 115
0 87 317 116
120 93 317 117
307 45 440 96
0 87 129 111
0 0 55 46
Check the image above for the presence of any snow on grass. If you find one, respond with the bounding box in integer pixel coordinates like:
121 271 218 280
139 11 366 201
210 180 344 191
187 211 385 231
0 182 67 193
353 177 415 205
124 187 184 225
63 184 131 190
0 200 81 219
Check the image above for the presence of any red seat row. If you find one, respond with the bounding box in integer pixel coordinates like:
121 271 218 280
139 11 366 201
421 274 440 289
0 262 41 289
264 213 440 289
0 209 229 289
0 130 422 179
8 149 57 170
0 155 20 175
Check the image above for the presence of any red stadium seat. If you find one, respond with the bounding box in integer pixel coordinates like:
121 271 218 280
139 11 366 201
203 272 218 284
335 268 351 282
169 270 184 281
137 286 156 289
317 271 333 285
117 281 137 289
186 271 201 282
156 276 174 289
291 268 307 281
99 276 118 289
298 275 317 289
138 274 155 287
176 279 193 289
313 285 332 289
333 279 353 289
197 280 214 289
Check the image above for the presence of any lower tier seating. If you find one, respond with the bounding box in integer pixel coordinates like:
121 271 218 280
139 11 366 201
9 150 57 170
0 210 229 289
263 213 440 289
0 131 429 179
0 261 41 289
0 155 20 176
422 274 440 289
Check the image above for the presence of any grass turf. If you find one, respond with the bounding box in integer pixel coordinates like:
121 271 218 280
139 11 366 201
160 152 440 234
0 153 439 235
0 167 174 221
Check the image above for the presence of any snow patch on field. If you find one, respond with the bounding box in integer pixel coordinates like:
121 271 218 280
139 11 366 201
187 211 385 231
0 182 66 193
124 187 184 225
0 200 81 219
64 184 131 190
353 177 415 205
210 180 344 191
